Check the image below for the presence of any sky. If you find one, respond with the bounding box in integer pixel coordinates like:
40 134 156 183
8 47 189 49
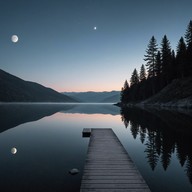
0 0 192 92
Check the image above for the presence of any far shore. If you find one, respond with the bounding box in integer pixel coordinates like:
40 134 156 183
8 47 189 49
115 99 192 109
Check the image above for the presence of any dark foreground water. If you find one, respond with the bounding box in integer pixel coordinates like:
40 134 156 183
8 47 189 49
0 103 192 192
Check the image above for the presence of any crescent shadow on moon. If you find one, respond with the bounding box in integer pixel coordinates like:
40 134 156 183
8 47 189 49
11 147 17 154
11 35 19 43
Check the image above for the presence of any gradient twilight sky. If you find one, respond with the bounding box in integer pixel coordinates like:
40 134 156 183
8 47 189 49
0 0 192 92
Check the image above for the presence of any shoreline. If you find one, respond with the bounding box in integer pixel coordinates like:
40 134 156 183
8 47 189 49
115 99 192 109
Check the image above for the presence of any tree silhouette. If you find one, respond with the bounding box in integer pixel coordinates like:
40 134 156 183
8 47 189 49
123 79 129 89
130 121 139 139
160 35 172 85
155 51 162 77
121 114 129 128
120 80 130 103
185 20 192 47
171 50 177 80
185 20 192 76
185 156 192 184
120 104 192 183
139 64 147 81
120 108 130 128
176 142 187 167
144 36 158 78
155 131 162 156
161 132 175 171
119 20 192 105
130 68 139 86
139 126 146 144
176 37 187 78
145 131 159 171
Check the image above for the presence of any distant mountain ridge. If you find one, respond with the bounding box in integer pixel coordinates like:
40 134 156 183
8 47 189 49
62 91 120 103
0 69 76 102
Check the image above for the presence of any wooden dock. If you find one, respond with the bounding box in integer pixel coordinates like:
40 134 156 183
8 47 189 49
80 128 151 192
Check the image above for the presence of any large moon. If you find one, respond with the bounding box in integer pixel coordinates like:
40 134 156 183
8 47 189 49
11 35 19 43
11 147 17 154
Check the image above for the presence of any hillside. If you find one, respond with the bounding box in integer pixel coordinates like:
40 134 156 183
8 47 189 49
0 69 76 102
63 91 120 103
142 77 192 108
102 93 121 103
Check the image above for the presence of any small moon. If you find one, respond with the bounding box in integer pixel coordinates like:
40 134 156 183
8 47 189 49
93 26 97 30
11 35 19 43
11 147 17 154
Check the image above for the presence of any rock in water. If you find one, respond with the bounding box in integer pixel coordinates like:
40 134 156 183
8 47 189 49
69 168 79 175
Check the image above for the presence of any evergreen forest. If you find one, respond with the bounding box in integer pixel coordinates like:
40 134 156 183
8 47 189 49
120 20 192 104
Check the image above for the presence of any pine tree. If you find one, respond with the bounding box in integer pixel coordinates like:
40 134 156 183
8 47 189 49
123 79 129 90
185 20 192 47
160 35 172 85
144 36 158 78
120 80 129 103
130 68 139 86
185 20 192 76
176 37 187 78
171 50 177 80
155 51 162 77
139 64 146 81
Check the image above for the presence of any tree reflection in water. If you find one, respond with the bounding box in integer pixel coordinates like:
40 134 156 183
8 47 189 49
120 107 192 183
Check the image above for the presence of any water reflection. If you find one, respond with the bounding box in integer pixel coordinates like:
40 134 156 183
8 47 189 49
60 103 120 115
0 103 76 132
1 103 192 191
121 107 192 183
0 103 119 192
0 103 119 132
11 147 17 154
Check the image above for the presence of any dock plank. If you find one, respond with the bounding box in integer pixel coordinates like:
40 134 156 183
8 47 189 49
80 129 151 192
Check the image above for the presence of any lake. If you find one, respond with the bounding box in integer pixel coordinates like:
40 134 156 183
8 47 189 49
0 103 192 192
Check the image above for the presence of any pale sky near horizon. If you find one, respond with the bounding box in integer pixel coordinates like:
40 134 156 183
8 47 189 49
0 0 192 92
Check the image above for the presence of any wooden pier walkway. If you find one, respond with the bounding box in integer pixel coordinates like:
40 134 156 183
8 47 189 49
80 128 151 192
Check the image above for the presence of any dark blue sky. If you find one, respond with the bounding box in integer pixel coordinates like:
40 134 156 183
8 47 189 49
0 0 192 91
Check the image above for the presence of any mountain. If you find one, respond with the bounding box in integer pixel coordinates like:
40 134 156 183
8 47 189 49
62 91 120 103
102 93 121 103
0 69 76 102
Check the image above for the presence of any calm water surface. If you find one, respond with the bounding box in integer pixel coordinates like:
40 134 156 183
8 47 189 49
0 103 192 192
